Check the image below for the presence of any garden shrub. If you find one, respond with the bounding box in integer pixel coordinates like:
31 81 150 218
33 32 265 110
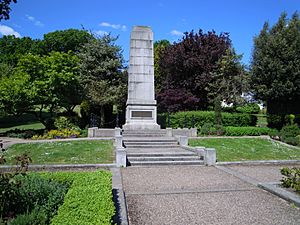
42 171 115 225
281 167 300 193
5 129 44 139
280 124 300 146
54 116 79 130
224 126 273 136
32 129 81 139
267 114 300 130
1 174 69 225
236 103 260 114
168 111 257 128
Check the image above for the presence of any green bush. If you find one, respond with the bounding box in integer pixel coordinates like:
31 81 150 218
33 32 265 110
42 171 115 225
5 129 44 139
280 124 300 146
0 173 68 224
267 114 300 130
224 126 273 136
10 208 48 225
281 167 300 193
168 111 257 128
236 103 260 114
54 116 79 130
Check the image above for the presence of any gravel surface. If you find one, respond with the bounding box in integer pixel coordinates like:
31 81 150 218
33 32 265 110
122 165 300 225
122 166 253 194
226 164 300 183
126 190 300 225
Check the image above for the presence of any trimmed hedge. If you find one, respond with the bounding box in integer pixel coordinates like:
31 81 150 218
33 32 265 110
164 111 257 128
42 171 115 225
224 126 273 136
267 114 300 130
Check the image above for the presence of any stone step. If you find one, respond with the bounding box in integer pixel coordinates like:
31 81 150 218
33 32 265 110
129 160 204 166
127 156 200 161
124 144 179 148
124 142 178 146
127 152 197 157
124 139 177 143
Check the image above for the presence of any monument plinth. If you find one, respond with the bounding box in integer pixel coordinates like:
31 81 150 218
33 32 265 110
123 26 160 130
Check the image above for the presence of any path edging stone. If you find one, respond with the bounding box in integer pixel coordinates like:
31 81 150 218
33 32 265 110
258 183 300 207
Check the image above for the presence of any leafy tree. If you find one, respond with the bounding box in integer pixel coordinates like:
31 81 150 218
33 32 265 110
207 48 248 106
0 0 17 21
157 87 199 113
157 29 232 111
42 29 93 54
154 39 170 92
0 52 81 129
251 12 300 115
0 35 41 66
77 34 126 127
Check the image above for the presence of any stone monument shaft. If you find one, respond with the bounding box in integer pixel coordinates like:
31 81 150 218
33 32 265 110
123 26 160 130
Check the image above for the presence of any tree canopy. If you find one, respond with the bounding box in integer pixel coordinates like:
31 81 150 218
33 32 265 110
251 12 300 114
0 0 17 21
156 29 245 112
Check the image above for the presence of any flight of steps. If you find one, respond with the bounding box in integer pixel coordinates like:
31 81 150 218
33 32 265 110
122 130 203 166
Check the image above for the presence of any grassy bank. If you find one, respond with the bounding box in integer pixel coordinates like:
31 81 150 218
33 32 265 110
189 138 300 162
5 140 114 164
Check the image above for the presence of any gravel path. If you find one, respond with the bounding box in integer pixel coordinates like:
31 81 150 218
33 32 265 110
121 165 300 225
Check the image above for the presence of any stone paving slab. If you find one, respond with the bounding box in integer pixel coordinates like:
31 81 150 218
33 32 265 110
126 189 300 225
226 164 300 183
122 166 253 194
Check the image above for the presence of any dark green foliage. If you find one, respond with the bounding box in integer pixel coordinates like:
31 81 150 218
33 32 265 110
251 12 300 116
224 126 273 136
42 29 93 53
236 103 260 114
9 208 48 225
167 111 257 129
4 128 44 139
267 114 300 130
0 0 17 21
77 34 126 127
280 124 300 146
8 174 69 224
281 167 300 193
43 171 115 225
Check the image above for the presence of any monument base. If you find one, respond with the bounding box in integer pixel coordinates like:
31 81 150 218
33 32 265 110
122 104 160 130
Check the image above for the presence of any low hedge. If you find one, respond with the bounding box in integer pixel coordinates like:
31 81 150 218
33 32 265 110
42 171 115 225
224 126 273 136
163 111 257 128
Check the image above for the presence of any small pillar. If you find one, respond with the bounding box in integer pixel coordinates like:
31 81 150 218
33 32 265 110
204 148 216 166
177 136 188 146
88 127 97 138
166 128 172 137
116 148 127 167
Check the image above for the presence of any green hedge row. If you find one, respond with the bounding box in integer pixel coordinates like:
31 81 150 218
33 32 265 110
158 111 257 128
42 170 115 225
224 126 273 136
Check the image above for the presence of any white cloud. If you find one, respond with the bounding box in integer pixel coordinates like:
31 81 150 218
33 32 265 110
99 22 127 31
0 25 21 37
25 14 44 27
170 30 184 36
95 30 108 36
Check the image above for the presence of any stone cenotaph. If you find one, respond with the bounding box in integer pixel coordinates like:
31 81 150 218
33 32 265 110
123 26 160 130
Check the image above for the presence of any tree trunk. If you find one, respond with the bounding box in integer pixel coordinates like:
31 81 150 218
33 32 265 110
100 106 105 128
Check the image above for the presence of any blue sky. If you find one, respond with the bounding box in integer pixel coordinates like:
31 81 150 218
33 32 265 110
0 0 299 65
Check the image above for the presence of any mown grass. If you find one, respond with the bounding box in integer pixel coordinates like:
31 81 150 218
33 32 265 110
0 122 45 133
189 138 300 162
5 140 114 164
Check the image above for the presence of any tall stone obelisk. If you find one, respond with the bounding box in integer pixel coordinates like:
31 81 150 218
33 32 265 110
123 26 160 130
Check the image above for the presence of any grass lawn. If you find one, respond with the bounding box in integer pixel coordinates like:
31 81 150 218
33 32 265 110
0 122 45 133
4 140 114 164
255 114 268 127
189 138 300 162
